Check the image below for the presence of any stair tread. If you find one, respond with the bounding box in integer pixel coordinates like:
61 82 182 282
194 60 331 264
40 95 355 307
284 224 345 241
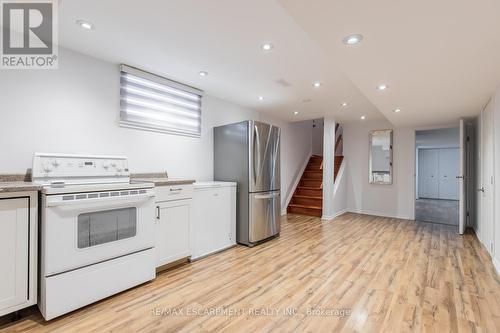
288 203 322 210
294 195 322 200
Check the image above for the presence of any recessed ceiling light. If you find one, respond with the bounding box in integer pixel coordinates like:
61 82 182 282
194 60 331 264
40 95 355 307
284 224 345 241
261 43 273 51
360 116 366 120
394 108 401 113
258 96 264 101
313 81 322 88
343 34 363 45
76 20 94 30
341 102 348 107
293 111 299 115
198 71 208 77
377 84 388 91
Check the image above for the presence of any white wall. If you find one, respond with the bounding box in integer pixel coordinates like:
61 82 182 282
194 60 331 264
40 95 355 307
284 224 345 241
311 118 323 156
415 127 459 148
343 119 415 219
0 47 312 207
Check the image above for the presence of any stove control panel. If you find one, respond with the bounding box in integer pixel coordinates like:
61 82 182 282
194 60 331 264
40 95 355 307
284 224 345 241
32 153 130 184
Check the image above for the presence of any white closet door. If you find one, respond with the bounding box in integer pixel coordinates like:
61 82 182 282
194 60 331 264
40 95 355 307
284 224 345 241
438 148 460 200
418 149 439 198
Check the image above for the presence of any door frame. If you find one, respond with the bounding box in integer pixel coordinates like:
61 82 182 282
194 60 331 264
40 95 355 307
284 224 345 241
413 125 463 230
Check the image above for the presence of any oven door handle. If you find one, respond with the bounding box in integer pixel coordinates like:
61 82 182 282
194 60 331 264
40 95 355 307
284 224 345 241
46 193 155 208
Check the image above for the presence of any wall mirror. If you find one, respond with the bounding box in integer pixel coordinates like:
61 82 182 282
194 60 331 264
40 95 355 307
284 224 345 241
369 129 393 184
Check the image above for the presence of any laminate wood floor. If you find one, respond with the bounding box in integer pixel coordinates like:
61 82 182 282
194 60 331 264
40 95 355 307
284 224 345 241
2 213 500 333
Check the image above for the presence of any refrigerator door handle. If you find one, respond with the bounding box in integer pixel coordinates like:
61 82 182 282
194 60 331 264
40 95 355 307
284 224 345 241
253 124 260 185
254 192 279 200
272 127 280 186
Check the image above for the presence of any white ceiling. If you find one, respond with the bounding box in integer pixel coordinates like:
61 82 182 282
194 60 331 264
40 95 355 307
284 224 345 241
58 0 382 123
57 0 500 126
278 0 500 126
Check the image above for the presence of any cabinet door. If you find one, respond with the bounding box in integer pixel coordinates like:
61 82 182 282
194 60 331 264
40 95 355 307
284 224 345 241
0 198 29 310
155 199 191 267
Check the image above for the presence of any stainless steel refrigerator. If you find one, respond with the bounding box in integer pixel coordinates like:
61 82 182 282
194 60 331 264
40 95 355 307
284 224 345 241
214 120 281 246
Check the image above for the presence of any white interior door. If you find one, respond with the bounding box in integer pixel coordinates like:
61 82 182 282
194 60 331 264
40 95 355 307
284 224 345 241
438 148 460 200
480 107 495 254
459 120 466 234
418 149 439 198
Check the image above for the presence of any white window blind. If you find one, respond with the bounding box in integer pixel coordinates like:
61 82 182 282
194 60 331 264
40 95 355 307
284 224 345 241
120 65 202 137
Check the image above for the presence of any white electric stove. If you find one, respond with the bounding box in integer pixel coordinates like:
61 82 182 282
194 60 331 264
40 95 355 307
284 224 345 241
32 153 156 320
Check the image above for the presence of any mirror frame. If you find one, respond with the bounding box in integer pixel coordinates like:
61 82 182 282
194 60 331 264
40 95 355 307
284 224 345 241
369 129 393 185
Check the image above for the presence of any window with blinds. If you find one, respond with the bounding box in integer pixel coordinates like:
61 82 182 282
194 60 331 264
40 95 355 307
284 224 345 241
119 65 202 137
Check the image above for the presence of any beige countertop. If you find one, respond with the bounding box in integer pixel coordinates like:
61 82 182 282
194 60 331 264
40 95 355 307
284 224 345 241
132 178 195 186
0 172 195 193
0 181 42 193
0 179 194 193
131 171 195 186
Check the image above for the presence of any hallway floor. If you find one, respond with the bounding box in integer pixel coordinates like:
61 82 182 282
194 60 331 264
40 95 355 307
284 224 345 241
415 198 459 226
2 213 499 332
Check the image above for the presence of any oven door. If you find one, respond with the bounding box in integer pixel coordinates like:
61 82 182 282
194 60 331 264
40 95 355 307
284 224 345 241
42 189 155 276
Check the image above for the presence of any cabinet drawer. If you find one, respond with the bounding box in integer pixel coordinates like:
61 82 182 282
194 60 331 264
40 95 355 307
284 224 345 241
155 185 194 202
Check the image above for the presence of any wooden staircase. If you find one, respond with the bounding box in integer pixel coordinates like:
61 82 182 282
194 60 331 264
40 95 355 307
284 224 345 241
287 155 344 217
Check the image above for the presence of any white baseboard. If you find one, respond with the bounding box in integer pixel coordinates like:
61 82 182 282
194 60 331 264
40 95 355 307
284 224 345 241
347 208 411 220
493 257 500 275
322 209 347 221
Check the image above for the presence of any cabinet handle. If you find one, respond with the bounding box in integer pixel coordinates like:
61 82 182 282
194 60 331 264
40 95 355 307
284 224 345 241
170 188 182 192
156 206 160 219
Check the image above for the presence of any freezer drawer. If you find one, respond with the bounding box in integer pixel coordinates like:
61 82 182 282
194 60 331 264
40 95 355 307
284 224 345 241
249 191 280 243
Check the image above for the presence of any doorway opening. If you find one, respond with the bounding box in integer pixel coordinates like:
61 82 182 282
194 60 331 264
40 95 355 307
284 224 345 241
415 128 460 226
414 122 478 231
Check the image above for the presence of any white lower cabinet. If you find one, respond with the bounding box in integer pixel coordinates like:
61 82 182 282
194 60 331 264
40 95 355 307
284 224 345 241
0 193 37 316
154 186 193 267
191 182 236 260
153 182 236 266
